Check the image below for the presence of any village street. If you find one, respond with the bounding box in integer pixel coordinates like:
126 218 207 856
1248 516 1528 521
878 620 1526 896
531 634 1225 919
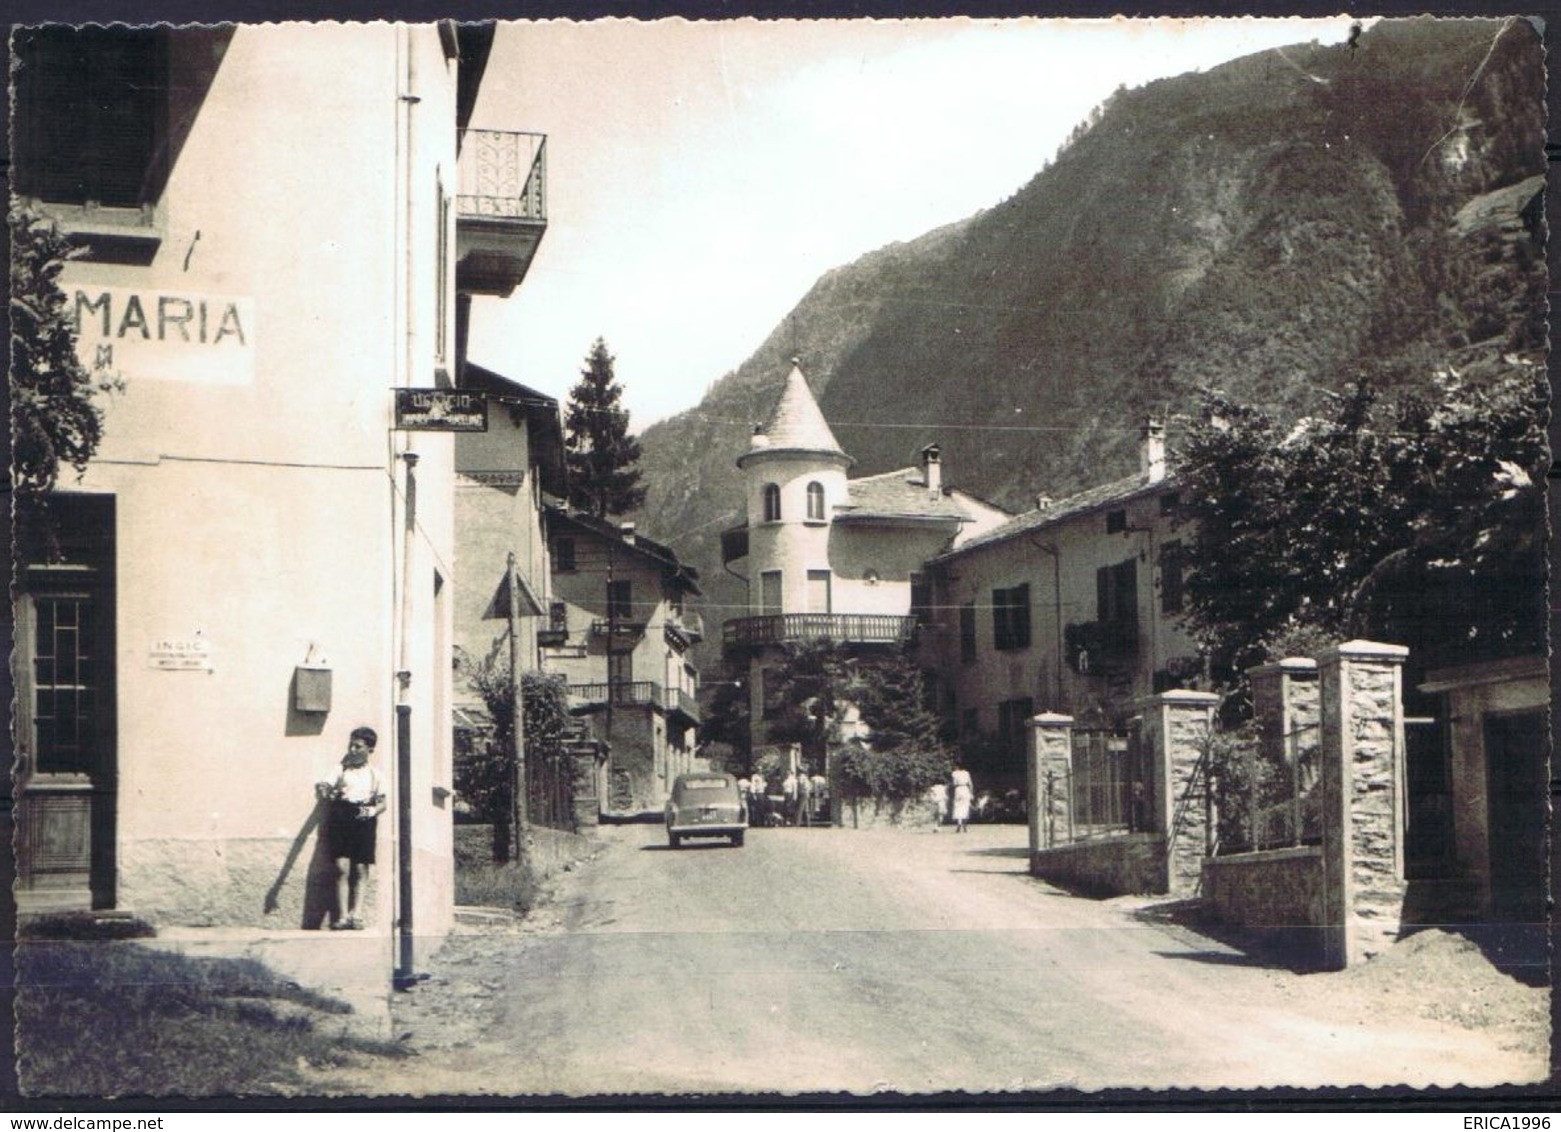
313 822 1547 1097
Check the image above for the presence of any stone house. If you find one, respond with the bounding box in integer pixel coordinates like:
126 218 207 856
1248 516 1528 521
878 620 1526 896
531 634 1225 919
10 23 544 979
543 509 704 812
719 361 1009 764
923 422 1201 790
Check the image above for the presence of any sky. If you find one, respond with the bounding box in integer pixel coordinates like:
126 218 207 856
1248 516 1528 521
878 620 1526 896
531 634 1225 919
465 16 1365 429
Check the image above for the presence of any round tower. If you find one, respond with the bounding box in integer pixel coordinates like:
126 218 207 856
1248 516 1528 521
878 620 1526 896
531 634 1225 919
736 359 853 618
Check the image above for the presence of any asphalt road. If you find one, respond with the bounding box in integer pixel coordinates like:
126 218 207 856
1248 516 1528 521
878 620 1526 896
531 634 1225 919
336 821 1547 1096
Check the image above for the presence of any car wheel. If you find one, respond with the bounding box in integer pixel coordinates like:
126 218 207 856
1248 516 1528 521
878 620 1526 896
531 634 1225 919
731 831 744 848
668 832 681 849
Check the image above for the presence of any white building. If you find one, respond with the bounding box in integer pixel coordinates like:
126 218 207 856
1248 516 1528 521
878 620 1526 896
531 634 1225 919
11 23 544 981
720 361 1008 762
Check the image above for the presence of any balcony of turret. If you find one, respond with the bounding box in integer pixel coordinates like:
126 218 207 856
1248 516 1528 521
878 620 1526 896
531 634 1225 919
456 129 547 297
722 613 917 655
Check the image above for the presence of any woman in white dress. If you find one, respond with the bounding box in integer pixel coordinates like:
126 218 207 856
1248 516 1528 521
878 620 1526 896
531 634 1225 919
950 765 974 833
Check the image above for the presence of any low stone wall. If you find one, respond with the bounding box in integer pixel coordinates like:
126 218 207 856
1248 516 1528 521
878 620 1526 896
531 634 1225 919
1030 833 1165 896
1202 846 1325 953
837 795 926 830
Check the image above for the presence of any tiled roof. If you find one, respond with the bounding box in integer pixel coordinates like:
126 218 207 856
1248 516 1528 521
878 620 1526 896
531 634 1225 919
746 362 851 463
545 508 702 595
838 467 975 522
936 471 1176 559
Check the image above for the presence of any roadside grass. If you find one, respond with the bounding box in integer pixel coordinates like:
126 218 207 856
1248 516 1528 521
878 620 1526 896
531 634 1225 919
17 920 405 1097
454 854 543 914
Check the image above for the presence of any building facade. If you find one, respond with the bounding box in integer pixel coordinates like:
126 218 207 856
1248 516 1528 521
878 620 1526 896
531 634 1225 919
11 24 543 975
452 364 567 697
543 510 704 812
924 423 1201 789
720 361 1009 763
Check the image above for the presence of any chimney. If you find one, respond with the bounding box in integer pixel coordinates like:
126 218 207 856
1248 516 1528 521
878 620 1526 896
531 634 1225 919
921 443 942 494
1140 417 1166 485
619 522 636 545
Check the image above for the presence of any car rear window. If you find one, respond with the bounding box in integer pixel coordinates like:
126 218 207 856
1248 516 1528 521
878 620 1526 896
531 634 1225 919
679 777 731 791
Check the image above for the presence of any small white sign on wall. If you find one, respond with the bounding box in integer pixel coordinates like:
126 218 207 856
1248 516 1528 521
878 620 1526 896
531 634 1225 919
150 638 213 671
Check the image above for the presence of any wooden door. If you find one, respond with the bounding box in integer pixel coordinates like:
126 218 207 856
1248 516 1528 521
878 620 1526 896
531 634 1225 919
15 497 117 911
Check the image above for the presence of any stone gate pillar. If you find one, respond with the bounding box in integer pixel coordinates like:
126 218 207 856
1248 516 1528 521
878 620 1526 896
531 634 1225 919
1027 713 1073 862
1143 690 1220 896
1318 640 1410 968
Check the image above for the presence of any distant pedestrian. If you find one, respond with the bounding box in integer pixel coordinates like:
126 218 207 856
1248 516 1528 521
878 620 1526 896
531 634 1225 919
782 770 800 825
316 726 385 929
798 772 814 827
950 764 974 833
750 772 768 827
927 781 948 831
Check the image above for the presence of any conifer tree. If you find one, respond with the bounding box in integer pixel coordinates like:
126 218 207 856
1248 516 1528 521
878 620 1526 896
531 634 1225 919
563 337 646 518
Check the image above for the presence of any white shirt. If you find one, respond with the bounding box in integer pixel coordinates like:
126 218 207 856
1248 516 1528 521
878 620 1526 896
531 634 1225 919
334 763 382 804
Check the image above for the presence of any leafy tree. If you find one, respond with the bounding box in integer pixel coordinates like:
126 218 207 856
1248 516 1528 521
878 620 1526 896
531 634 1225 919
460 655 573 854
764 640 858 768
765 643 951 803
1175 366 1546 711
564 338 646 518
697 666 751 768
10 204 119 560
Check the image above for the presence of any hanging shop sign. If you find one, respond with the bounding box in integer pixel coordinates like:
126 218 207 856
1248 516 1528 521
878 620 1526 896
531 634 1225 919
394 388 488 431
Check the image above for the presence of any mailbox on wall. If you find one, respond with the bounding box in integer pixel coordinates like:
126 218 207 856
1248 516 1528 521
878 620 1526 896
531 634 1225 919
295 665 333 713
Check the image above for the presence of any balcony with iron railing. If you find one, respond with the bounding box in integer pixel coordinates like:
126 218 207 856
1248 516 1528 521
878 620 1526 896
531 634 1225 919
665 610 705 649
568 681 665 711
1065 619 1140 675
537 601 569 647
722 613 917 653
669 686 701 726
456 129 548 297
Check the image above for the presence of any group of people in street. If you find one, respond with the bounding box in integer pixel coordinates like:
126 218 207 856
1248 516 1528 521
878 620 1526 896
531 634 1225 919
928 764 975 833
738 768 829 827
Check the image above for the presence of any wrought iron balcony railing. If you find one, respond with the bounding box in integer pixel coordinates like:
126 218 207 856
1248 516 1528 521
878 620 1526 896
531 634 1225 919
669 687 701 725
457 129 547 222
722 613 917 651
1065 619 1139 674
569 680 665 710
665 611 705 648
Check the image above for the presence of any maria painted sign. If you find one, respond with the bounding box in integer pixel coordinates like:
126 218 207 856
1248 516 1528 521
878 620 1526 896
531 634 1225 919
71 286 255 385
395 388 489 432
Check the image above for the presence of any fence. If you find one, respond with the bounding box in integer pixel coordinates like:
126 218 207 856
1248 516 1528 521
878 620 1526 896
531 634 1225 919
1043 728 1152 845
1210 721 1322 855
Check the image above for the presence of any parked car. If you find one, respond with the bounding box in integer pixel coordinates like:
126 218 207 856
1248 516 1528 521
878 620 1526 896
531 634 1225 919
665 772 747 848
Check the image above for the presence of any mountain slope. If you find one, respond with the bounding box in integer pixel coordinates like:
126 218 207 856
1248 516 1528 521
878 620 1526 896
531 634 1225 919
634 17 1545 665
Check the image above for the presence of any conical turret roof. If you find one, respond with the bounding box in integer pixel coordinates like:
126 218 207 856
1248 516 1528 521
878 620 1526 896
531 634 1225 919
738 360 853 468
